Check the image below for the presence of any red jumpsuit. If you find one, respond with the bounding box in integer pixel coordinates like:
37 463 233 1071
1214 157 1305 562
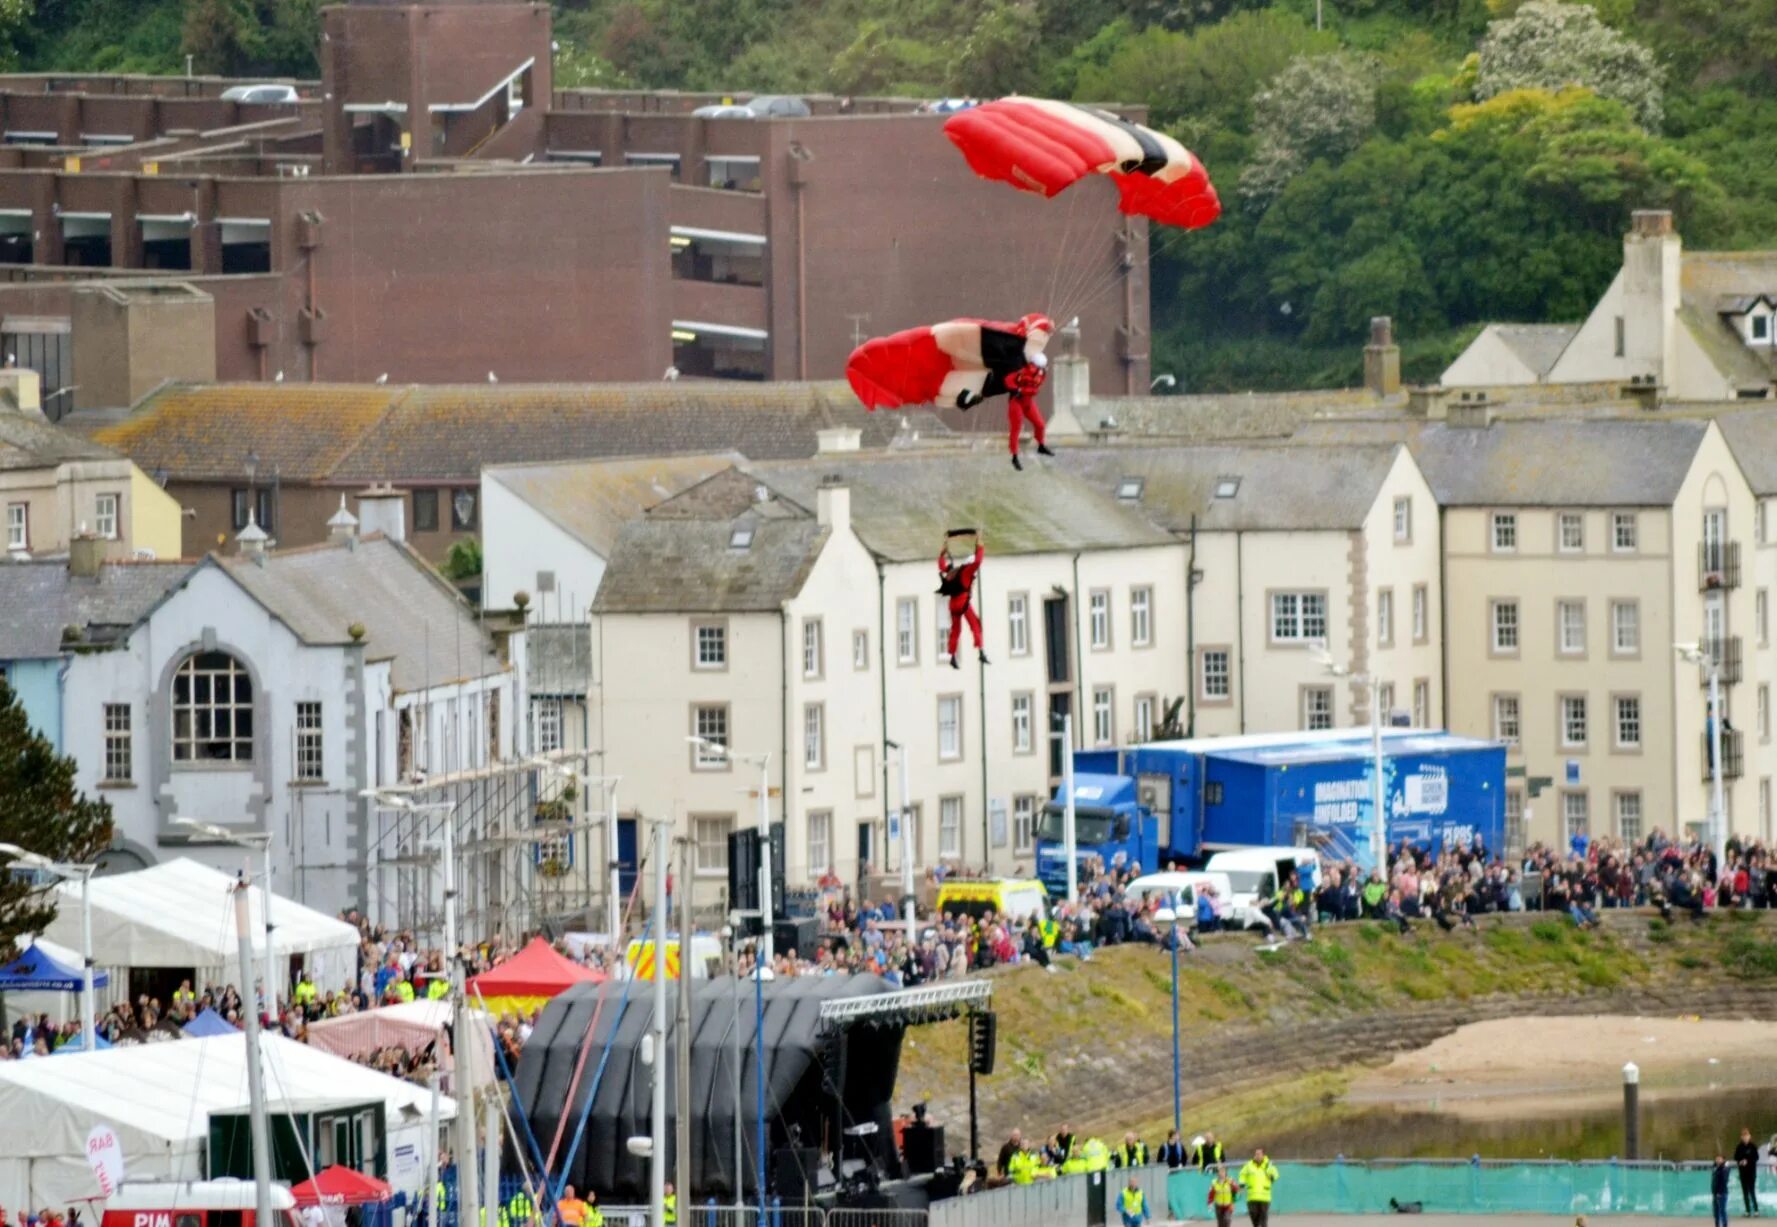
1006 363 1048 457
942 545 984 657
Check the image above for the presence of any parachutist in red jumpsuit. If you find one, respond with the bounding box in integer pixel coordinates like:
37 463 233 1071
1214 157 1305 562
1006 359 1055 471
939 540 988 669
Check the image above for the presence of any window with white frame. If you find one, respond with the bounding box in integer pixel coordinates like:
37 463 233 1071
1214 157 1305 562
1558 600 1586 655
1558 512 1584 552
1613 512 1638 552
693 815 732 875
1563 790 1590 840
1092 686 1114 745
1378 682 1395 720
1008 593 1029 656
1763 501 1771 545
853 629 869 670
1013 795 1036 852
692 704 728 768
1615 791 1643 842
6 503 25 551
1412 585 1427 642
1764 778 1773 842
938 695 962 760
1413 680 1429 728
1377 588 1394 646
896 598 917 664
1089 589 1111 649
1201 649 1230 700
102 703 131 782
939 796 962 859
1491 512 1517 551
935 594 951 649
532 696 563 753
1393 496 1411 542
1011 692 1032 753
1272 591 1327 642
1760 590 1770 647
296 700 324 780
1760 684 1770 741
694 622 727 669
1491 600 1519 652
1130 586 1152 647
1614 695 1641 749
807 810 831 876
802 618 823 677
1493 694 1520 747
1612 600 1639 654
172 651 253 762
1505 789 1525 851
803 702 824 770
1302 686 1334 731
1560 694 1588 748
94 492 118 540
1134 694 1155 742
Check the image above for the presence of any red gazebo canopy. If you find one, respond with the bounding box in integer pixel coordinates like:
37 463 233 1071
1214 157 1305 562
466 936 607 1001
291 1165 393 1205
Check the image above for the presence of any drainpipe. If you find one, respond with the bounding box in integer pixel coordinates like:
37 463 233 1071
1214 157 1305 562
1235 532 1247 734
56 654 72 755
780 607 789 895
1185 514 1198 738
876 559 890 887
1071 552 1085 745
976 563 989 870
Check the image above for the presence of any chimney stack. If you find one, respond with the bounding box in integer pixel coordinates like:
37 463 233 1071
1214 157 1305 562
1406 385 1448 420
1365 316 1401 397
815 474 850 535
1447 390 1492 430
327 493 360 544
1622 208 1681 387
816 427 861 454
68 532 103 578
356 482 407 543
1047 317 1090 438
0 368 43 417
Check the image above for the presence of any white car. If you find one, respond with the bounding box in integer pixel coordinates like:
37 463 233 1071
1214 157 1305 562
1204 847 1323 930
222 83 300 104
692 103 754 119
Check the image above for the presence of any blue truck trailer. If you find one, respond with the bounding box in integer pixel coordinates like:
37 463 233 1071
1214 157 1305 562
1036 728 1507 896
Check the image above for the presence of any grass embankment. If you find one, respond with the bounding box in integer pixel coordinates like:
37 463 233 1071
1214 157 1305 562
895 912 1777 1138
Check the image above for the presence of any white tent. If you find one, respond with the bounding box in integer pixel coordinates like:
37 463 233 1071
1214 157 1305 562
0 1033 454 1209
37 859 361 994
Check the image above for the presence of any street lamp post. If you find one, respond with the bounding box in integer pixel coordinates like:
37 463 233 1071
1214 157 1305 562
1676 643 1729 867
885 738 915 932
174 819 276 1017
1315 646 1389 875
687 736 772 1216
1153 906 1182 1136
0 844 96 1049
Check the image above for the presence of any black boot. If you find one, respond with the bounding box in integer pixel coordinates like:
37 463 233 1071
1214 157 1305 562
979 651 991 665
950 653 960 670
1036 443 1055 457
1011 453 1023 471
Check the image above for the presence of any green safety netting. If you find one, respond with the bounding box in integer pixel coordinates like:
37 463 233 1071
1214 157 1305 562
1163 1161 1727 1219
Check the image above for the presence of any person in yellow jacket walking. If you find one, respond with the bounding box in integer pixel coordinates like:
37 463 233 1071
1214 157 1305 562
1205 1165 1240 1227
1237 1148 1280 1227
1117 1177 1150 1227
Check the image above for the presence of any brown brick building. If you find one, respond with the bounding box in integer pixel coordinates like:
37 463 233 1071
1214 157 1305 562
0 1 1155 412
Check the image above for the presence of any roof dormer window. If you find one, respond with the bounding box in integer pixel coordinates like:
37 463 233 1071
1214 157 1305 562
1753 314 1771 344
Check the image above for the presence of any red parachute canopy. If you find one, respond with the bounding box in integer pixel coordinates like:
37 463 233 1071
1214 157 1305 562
847 314 1053 412
944 97 1220 230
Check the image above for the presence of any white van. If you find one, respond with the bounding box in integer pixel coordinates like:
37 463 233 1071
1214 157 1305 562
1123 871 1265 924
1203 847 1321 930
101 1181 299 1227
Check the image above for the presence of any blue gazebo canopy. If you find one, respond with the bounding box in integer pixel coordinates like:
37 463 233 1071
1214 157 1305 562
0 943 108 992
182 1008 237 1038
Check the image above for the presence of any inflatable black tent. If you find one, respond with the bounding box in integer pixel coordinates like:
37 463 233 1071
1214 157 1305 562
513 975 907 1201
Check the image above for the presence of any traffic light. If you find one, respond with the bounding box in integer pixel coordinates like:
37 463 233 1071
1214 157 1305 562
969 1010 997 1076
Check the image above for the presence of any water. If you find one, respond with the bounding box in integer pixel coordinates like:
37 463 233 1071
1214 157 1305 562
1263 1084 1777 1162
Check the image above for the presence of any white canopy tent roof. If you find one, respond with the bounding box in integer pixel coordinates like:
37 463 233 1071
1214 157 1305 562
38 858 361 992
0 1032 454 1209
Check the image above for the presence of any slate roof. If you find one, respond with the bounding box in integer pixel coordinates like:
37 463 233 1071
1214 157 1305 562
0 410 120 472
484 452 742 557
93 382 952 484
1681 252 1777 388
217 536 503 690
1057 444 1405 532
0 560 193 660
1713 407 1777 495
747 451 1173 562
1488 324 1579 378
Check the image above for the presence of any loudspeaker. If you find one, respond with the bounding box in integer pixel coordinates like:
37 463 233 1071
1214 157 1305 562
773 1146 820 1201
774 916 817 960
902 1123 945 1175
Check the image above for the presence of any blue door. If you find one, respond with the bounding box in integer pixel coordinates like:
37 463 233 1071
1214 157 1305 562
618 817 639 896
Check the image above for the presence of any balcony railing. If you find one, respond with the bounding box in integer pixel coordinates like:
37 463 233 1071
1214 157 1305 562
1703 728 1744 782
1699 636 1743 686
1700 541 1741 591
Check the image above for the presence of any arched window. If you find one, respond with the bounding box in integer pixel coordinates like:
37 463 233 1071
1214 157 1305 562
172 651 254 762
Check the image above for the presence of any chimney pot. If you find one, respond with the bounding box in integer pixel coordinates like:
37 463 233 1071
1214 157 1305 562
1370 316 1394 347
68 533 103 578
1405 385 1448 419
1630 209 1674 238
355 482 407 544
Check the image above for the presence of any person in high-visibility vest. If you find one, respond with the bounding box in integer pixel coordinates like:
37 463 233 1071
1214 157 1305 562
394 974 417 1004
501 1188 535 1227
583 1189 605 1227
428 976 449 1000
1081 1137 1111 1172
1009 1149 1038 1184
1117 1178 1150 1227
1206 1165 1240 1227
662 1181 677 1227
1040 917 1059 949
1193 1133 1225 1171
1112 1132 1149 1168
557 1185 588 1227
1237 1148 1279 1227
173 979 197 1014
293 973 318 1012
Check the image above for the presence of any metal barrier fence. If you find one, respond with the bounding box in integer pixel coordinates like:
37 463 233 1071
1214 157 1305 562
439 1157 1743 1224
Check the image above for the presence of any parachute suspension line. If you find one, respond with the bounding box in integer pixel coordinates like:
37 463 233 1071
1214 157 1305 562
1042 183 1087 324
1055 217 1198 337
1048 180 1116 326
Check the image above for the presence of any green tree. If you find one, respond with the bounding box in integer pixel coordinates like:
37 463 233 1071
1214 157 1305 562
181 0 255 75
952 0 1042 97
1474 0 1664 129
442 536 483 581
1239 52 1378 203
0 678 112 956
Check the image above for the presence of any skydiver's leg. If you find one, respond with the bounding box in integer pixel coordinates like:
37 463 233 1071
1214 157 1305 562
1008 398 1025 457
963 606 983 650
1031 402 1055 457
947 610 964 662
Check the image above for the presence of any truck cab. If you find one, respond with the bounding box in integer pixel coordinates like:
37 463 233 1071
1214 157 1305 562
1036 758 1186 897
